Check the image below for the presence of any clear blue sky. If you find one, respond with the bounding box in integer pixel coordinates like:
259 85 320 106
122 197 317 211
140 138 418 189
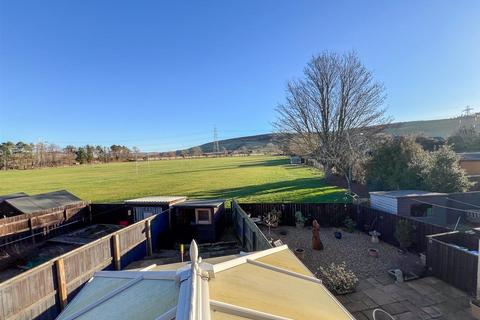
1 1 479 151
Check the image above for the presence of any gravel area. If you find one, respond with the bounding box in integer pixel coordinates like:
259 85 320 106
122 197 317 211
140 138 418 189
262 225 423 280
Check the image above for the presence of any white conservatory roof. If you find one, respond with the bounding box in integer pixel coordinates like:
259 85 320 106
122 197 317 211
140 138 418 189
57 242 354 320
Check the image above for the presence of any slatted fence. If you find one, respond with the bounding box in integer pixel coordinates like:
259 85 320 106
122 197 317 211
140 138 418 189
0 209 169 320
426 231 479 296
232 201 271 251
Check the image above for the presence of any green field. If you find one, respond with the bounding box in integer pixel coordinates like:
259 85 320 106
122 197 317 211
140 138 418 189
0 156 346 203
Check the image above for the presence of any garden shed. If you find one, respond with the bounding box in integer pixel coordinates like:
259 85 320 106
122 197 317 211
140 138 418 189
369 190 450 225
171 199 225 243
0 190 84 217
124 196 186 222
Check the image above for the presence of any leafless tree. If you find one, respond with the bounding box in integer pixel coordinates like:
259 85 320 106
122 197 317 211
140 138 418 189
275 51 389 192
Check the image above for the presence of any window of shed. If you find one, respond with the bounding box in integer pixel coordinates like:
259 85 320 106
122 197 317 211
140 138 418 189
195 209 211 224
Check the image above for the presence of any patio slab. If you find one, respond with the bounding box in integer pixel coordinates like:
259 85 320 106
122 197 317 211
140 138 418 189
342 277 475 320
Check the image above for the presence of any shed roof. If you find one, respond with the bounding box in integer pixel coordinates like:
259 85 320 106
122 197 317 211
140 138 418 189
124 196 187 205
369 190 447 198
458 152 480 161
172 199 225 208
4 190 83 214
58 242 354 320
0 192 28 202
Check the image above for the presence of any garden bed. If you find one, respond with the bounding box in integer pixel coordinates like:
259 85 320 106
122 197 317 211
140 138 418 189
261 225 423 280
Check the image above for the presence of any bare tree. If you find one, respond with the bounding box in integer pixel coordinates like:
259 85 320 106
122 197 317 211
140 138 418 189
275 51 389 192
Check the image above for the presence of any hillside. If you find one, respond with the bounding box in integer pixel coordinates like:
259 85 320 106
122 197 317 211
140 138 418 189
191 115 477 152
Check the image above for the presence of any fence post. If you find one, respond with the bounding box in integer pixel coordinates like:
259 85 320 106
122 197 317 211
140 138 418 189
145 219 153 256
28 217 35 244
55 258 68 310
242 217 246 247
112 234 121 270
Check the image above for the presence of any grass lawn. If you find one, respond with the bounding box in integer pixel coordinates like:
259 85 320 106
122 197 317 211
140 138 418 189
0 156 346 203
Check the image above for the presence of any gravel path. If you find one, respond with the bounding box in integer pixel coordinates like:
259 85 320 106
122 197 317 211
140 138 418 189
262 225 422 280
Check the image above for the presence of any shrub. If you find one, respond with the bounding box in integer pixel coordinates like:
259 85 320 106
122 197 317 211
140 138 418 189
263 209 281 227
395 220 415 250
317 262 358 294
295 211 305 225
343 217 356 233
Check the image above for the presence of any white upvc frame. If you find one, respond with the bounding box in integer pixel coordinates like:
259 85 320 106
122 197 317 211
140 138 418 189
195 208 212 225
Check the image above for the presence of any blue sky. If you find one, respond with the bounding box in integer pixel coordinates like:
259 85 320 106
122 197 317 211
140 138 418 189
1 1 479 151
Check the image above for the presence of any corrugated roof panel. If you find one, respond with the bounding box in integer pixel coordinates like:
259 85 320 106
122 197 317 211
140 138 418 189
5 190 83 214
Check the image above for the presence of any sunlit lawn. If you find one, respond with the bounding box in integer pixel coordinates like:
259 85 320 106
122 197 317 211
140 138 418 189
0 156 346 203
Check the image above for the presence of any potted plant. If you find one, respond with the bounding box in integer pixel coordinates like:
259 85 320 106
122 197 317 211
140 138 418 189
316 262 358 295
294 248 305 259
394 220 414 254
368 248 379 258
295 211 305 228
343 217 356 233
471 297 480 319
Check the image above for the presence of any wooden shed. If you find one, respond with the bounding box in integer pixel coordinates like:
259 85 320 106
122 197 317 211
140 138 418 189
0 190 84 217
458 152 480 176
124 196 186 222
369 190 450 225
171 199 225 243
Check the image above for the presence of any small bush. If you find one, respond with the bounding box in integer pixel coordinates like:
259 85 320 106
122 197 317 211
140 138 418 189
395 220 415 250
317 262 358 294
295 211 305 225
343 217 356 233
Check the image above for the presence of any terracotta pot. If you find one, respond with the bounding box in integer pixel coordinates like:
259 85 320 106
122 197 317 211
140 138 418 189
294 248 305 260
368 248 379 258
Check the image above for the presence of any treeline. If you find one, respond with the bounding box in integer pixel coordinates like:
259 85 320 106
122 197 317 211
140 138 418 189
0 142 135 170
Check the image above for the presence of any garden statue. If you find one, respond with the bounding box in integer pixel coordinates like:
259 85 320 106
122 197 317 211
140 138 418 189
312 220 324 250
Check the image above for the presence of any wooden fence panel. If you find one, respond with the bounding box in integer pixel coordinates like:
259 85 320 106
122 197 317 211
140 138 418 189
118 223 146 255
63 237 112 298
427 235 478 295
239 202 354 227
0 262 57 320
232 201 271 251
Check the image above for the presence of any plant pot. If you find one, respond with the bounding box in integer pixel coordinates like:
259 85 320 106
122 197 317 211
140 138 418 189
471 299 480 319
334 231 342 239
368 248 379 258
294 248 305 260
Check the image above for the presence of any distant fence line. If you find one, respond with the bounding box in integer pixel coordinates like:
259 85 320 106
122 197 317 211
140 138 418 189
0 209 169 320
232 201 272 252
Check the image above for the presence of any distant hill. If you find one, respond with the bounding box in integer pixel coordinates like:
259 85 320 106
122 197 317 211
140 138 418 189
386 115 479 138
187 115 479 153
195 133 280 153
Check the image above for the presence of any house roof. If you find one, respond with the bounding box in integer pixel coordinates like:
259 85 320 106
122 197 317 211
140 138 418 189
172 199 225 208
124 196 187 206
369 190 447 198
58 242 354 320
0 192 28 202
4 190 83 214
458 152 480 161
